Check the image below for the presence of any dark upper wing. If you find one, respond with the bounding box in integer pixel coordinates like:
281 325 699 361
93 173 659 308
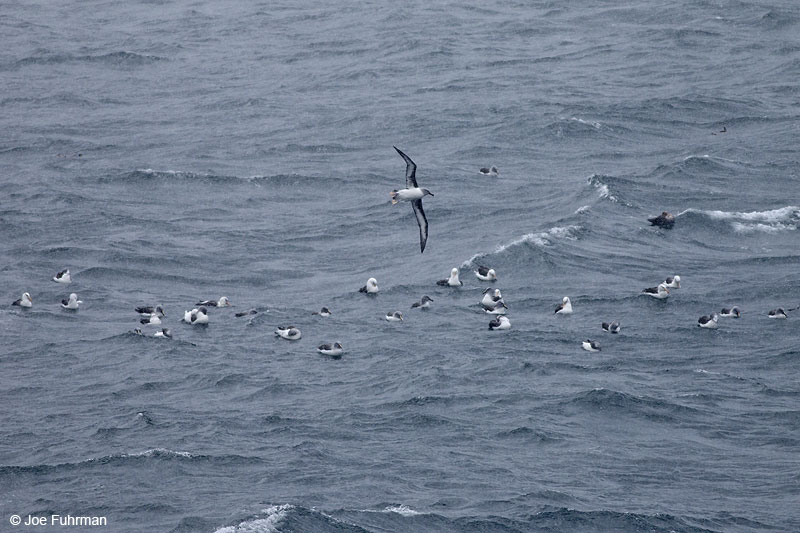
642 287 657 294
394 146 418 188
412 199 428 253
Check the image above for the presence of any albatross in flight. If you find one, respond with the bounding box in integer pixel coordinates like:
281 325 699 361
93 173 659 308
390 147 433 253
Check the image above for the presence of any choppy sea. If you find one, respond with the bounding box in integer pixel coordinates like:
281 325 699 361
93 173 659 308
2 1 799 531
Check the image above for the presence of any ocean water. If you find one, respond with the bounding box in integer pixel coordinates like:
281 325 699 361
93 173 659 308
2 0 799 531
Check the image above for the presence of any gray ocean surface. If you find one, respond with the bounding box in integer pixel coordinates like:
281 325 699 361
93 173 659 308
2 0 799 531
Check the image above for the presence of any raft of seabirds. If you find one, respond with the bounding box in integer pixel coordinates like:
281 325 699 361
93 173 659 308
10 149 798 356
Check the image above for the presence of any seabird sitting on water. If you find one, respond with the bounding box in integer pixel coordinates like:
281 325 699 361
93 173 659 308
12 292 33 308
555 297 573 314
411 296 433 309
61 293 82 310
582 340 601 352
390 147 434 253
183 307 209 325
488 315 511 330
154 328 172 338
479 166 499 176
275 326 301 340
196 296 231 307
235 309 258 317
768 308 787 319
437 268 463 287
602 321 620 334
485 301 508 315
359 278 379 294
664 275 681 288
648 211 675 229
318 342 343 357
481 288 503 309
385 311 404 322
719 307 740 318
475 266 497 281
136 305 165 317
52 269 71 284
314 307 332 317
132 328 144 336
140 313 162 325
642 283 670 299
698 313 719 328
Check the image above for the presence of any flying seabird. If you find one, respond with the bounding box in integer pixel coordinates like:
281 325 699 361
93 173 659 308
359 278 379 294
582 340 601 352
698 313 719 328
154 328 172 338
314 307 332 317
385 311 404 322
485 301 508 315
235 309 258 317
768 308 787 319
390 147 433 253
602 321 620 334
61 293 82 310
479 166 499 176
475 266 497 281
555 297 573 314
196 296 231 307
488 315 511 330
318 342 343 357
664 275 681 288
411 296 434 309
437 268 463 287
648 211 675 229
12 292 33 308
719 307 740 318
275 326 301 340
642 283 670 299
52 269 71 284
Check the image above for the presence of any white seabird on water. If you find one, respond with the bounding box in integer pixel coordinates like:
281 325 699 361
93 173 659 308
664 275 681 288
359 278 379 294
314 307 332 317
183 307 209 325
642 283 670 299
488 315 511 330
481 288 503 309
275 326 301 340
475 266 497 281
582 340 601 352
318 342 343 357
720 307 740 318
140 314 162 325
555 297 573 315
12 292 33 308
602 321 620 334
485 301 508 315
437 268 463 287
479 166 499 176
698 313 719 328
196 296 231 307
136 305 165 317
61 293 82 310
390 147 433 253
154 328 172 338
52 269 71 284
411 296 433 309
768 308 787 319
385 311 404 322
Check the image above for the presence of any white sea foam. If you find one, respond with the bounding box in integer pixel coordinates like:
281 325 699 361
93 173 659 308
678 206 799 232
214 505 293 533
383 505 421 516
495 225 581 252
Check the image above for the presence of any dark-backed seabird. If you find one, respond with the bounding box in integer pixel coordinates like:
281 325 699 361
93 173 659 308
385 311 404 322
768 308 787 319
140 314 162 325
52 269 71 284
136 305 165 317
318 342 343 357
698 313 719 328
196 296 231 307
479 166 499 176
648 211 675 229
720 307 740 318
485 301 508 315
602 321 620 334
582 340 601 352
437 268 463 287
664 275 681 288
481 288 503 309
235 309 258 317
132 328 144 336
61 293 82 310
359 278 379 294
275 326 301 340
154 328 172 338
411 296 433 309
555 297 573 314
642 283 669 299
488 315 511 330
475 266 497 281
314 307 332 317
12 292 33 308
183 307 209 325
390 147 433 253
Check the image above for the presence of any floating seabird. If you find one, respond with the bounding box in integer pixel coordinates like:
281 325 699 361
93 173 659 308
318 342 343 357
485 301 508 315
132 328 144 336
359 278 379 294
183 307 209 325
488 315 511 330
437 268 463 287
140 314 162 325
12 292 33 308
642 283 669 299
275 326 301 340
698 313 719 328
602 321 620 334
52 269 71 284
390 147 434 253
61 293 82 310
411 296 434 309
479 166 499 176
314 307 332 317
768 308 787 319
196 296 231 307
555 297 573 314
154 328 172 338
475 266 497 281
720 307 740 318
648 211 675 229
582 340 601 352
664 275 681 288
235 309 258 317
136 305 165 317
481 288 503 309
385 311 404 322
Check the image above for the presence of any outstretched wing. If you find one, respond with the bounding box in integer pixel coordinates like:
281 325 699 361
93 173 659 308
412 199 428 253
394 146 418 188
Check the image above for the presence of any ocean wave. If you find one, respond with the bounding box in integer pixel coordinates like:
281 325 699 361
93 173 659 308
9 51 166 70
214 505 294 533
564 388 699 422
677 206 799 233
461 225 582 267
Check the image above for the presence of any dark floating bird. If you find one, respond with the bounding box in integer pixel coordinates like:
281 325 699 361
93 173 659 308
136 305 165 317
235 309 258 317
488 316 511 330
390 147 433 253
411 296 434 309
602 321 620 334
768 308 787 319
648 211 675 229
313 307 332 317
698 313 719 328
720 307 740 318
196 296 231 307
318 342 343 357
582 340 601 352
479 166 499 176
